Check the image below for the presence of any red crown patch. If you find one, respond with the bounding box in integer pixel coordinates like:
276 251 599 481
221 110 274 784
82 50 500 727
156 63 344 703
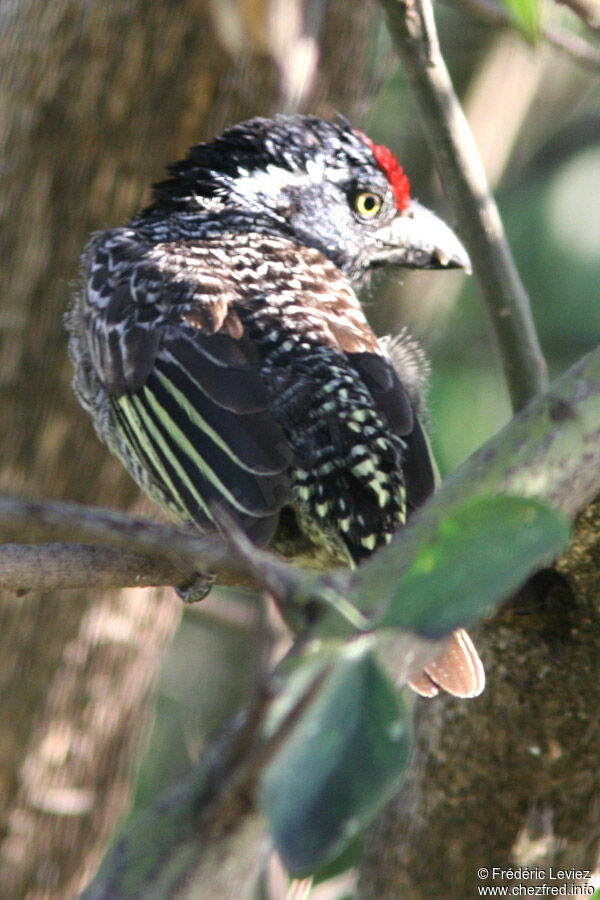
357 131 411 212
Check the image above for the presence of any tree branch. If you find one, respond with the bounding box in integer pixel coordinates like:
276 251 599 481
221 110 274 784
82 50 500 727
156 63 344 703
0 543 189 594
377 0 548 411
0 495 312 603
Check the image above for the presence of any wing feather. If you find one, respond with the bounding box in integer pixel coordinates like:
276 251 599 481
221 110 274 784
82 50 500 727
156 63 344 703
83 229 293 544
161 330 276 415
349 351 435 513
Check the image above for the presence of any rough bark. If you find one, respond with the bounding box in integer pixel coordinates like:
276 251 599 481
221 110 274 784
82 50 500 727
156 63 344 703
359 499 600 897
0 2 377 896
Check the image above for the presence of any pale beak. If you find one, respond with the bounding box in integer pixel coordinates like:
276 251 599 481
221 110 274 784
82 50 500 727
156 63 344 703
370 200 471 272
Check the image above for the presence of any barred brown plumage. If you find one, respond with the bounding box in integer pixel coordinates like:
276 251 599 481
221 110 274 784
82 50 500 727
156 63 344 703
68 114 484 698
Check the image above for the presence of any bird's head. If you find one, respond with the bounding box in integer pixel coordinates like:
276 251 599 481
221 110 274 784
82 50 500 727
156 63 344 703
151 115 470 284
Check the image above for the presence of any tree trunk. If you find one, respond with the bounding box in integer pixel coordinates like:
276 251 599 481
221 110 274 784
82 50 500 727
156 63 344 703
0 2 377 895
359 499 600 897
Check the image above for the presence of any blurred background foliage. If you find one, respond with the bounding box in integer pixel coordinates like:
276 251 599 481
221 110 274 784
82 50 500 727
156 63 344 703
125 0 600 852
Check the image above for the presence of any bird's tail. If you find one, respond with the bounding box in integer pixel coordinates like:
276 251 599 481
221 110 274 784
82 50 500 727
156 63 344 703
408 628 485 698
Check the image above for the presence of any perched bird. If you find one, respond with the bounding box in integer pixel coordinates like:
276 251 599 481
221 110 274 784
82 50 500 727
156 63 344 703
68 115 484 698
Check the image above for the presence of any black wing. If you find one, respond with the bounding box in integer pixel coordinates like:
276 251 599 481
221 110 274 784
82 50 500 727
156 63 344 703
83 229 293 545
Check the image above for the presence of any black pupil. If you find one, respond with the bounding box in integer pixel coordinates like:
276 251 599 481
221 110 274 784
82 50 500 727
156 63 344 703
363 195 376 211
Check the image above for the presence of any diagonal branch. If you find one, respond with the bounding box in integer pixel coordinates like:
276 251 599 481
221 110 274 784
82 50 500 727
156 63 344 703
377 0 548 411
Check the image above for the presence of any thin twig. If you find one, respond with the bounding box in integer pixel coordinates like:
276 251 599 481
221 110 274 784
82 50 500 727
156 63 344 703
544 23 600 70
378 0 548 411
449 0 600 71
555 0 600 36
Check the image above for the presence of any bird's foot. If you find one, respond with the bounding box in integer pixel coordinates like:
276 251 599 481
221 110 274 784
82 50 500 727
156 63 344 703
175 572 215 603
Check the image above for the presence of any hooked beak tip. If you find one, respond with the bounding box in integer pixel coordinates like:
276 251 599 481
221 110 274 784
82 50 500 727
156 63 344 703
434 245 472 274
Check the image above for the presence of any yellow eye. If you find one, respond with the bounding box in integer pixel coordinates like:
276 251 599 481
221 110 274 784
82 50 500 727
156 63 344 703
354 191 383 219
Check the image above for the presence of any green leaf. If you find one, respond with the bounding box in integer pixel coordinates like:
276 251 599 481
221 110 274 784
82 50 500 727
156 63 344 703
375 495 569 636
260 642 412 877
498 0 541 42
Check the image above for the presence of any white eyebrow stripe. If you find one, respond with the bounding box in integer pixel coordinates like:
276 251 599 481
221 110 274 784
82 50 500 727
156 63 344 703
231 158 351 200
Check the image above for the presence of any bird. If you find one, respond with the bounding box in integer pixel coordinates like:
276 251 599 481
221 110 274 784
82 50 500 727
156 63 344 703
68 114 484 699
